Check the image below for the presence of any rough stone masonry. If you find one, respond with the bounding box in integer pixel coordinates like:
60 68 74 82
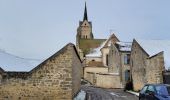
0 43 82 100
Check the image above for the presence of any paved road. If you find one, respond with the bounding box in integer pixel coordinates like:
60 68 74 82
81 85 138 100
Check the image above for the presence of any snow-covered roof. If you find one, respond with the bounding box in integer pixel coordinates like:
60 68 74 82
86 34 119 58
116 42 132 52
136 39 170 70
86 34 122 57
0 50 42 72
86 40 107 57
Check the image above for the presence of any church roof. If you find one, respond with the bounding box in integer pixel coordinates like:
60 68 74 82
86 40 107 57
79 39 106 55
85 34 120 57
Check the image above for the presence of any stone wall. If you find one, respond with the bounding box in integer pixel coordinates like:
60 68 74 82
131 40 148 91
85 56 103 67
101 48 109 66
96 73 122 88
85 72 95 84
0 43 82 100
120 53 131 87
85 72 122 88
131 40 164 91
0 68 3 84
0 74 2 84
108 43 131 87
72 46 82 96
84 67 108 81
146 52 164 84
108 44 120 73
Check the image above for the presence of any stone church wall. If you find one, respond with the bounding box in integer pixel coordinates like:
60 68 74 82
0 44 82 100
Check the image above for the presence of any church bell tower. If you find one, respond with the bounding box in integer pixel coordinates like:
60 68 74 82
76 2 94 40
76 2 94 59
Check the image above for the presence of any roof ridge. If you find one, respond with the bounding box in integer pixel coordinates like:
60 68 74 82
29 43 76 73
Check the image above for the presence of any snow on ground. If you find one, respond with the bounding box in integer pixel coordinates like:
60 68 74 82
0 49 42 72
74 90 86 100
127 91 139 96
110 92 119 97
136 39 170 70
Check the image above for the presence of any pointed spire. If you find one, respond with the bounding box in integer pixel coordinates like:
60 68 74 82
83 2 88 21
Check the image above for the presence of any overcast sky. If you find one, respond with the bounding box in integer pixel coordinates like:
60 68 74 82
0 0 170 59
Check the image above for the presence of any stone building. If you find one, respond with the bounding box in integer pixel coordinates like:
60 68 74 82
131 39 170 91
0 43 82 100
84 34 127 88
101 34 119 67
0 67 4 83
76 5 132 88
108 41 131 87
85 34 119 67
